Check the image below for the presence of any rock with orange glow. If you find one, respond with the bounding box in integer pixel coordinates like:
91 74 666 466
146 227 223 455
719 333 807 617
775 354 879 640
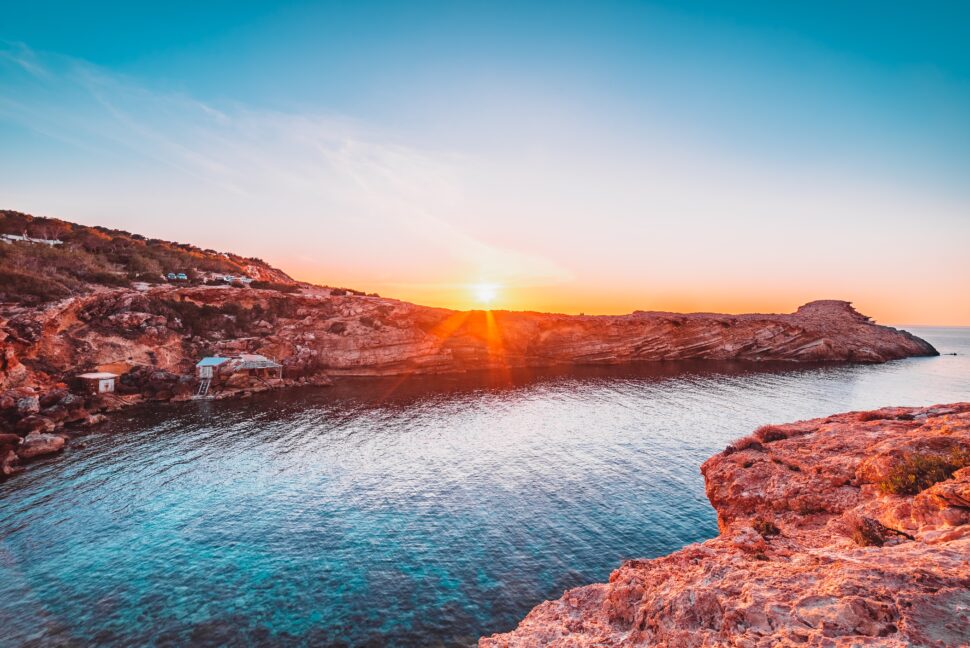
1 289 936 411
0 268 937 478
480 403 970 647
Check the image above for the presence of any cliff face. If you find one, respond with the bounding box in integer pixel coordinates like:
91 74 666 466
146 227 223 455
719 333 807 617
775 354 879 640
0 211 940 477
0 283 939 477
0 286 936 390
481 403 970 647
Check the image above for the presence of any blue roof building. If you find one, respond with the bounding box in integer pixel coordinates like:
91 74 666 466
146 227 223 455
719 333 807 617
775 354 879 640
196 357 230 368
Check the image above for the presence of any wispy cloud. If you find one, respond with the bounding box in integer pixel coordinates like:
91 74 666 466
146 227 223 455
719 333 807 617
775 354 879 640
0 43 573 291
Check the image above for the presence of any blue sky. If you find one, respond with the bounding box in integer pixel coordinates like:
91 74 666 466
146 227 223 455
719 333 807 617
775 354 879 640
1 1 968 322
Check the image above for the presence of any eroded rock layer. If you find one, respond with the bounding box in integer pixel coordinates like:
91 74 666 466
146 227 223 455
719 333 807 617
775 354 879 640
481 403 970 648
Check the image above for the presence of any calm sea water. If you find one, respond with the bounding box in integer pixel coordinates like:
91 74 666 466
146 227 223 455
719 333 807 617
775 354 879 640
1 327 968 647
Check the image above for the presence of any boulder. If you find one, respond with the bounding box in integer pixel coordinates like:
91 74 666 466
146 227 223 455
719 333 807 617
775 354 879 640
81 413 107 427
0 433 22 446
1 449 22 476
17 433 65 459
40 388 70 408
16 395 40 415
15 415 56 435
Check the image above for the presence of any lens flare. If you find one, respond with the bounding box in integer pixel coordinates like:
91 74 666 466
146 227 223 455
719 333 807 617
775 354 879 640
473 283 499 306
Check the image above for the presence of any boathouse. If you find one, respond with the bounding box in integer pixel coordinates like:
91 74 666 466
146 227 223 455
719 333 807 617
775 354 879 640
231 354 284 380
78 372 119 394
194 354 282 397
196 356 230 379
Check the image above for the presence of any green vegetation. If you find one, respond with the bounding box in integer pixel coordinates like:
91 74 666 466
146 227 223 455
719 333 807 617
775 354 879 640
877 448 969 496
250 280 300 293
0 210 289 304
137 295 311 339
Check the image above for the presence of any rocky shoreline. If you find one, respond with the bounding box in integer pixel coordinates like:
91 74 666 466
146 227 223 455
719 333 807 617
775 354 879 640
0 287 939 479
481 403 970 647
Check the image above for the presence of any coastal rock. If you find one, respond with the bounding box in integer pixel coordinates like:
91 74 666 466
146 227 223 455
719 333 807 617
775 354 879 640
17 433 66 459
81 413 108 427
1 287 937 398
0 228 940 481
481 403 970 648
15 415 56 435
16 395 40 415
1 448 21 476
0 433 22 446
0 433 22 477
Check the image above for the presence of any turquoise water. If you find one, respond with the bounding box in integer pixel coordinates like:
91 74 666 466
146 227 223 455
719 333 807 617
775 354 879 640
1 327 968 646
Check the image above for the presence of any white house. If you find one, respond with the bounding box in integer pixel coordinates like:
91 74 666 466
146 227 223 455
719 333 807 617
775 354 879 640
78 372 119 394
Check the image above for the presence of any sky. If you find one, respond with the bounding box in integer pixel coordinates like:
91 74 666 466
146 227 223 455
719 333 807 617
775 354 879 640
1 1 968 324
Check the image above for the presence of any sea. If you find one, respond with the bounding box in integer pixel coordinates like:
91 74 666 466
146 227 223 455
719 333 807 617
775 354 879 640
1 327 968 646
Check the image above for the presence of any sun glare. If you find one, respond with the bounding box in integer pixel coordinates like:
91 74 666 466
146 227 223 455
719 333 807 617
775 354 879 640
473 282 499 307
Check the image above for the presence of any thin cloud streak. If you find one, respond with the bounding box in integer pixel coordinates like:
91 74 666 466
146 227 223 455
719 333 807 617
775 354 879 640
0 43 573 291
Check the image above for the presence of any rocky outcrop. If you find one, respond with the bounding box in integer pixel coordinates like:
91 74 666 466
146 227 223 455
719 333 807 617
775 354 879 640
0 432 22 476
1 287 938 384
482 403 970 647
1 212 939 481
0 284 938 479
17 433 65 459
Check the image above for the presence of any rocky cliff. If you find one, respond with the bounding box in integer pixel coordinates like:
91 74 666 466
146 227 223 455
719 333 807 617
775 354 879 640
481 403 970 647
0 284 940 477
0 211 939 478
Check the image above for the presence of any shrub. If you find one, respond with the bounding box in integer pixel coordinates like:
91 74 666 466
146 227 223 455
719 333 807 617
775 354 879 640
752 517 780 538
725 437 765 455
0 270 72 302
130 272 164 284
754 425 787 443
251 281 299 293
849 517 885 547
877 448 970 496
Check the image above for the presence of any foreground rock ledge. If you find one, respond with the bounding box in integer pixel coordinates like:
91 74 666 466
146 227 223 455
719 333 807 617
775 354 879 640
481 403 970 647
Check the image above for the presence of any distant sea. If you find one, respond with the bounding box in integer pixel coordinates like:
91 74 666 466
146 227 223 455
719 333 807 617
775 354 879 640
1 327 967 646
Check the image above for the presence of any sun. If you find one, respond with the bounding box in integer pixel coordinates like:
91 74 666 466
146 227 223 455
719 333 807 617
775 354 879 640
472 282 499 307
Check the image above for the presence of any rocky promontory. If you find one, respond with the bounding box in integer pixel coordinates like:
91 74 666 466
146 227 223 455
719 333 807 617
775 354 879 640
481 403 970 647
0 209 939 479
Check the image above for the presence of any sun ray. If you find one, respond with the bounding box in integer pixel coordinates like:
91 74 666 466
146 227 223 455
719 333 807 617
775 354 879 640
374 310 472 402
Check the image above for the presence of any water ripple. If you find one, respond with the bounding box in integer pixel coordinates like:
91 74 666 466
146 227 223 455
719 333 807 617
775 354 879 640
0 327 968 646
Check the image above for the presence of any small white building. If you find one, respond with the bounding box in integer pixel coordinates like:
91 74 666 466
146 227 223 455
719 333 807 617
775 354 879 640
1 233 63 246
78 372 119 394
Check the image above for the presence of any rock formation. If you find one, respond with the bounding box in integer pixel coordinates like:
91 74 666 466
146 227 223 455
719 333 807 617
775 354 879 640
0 210 940 479
0 284 939 478
481 403 970 647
